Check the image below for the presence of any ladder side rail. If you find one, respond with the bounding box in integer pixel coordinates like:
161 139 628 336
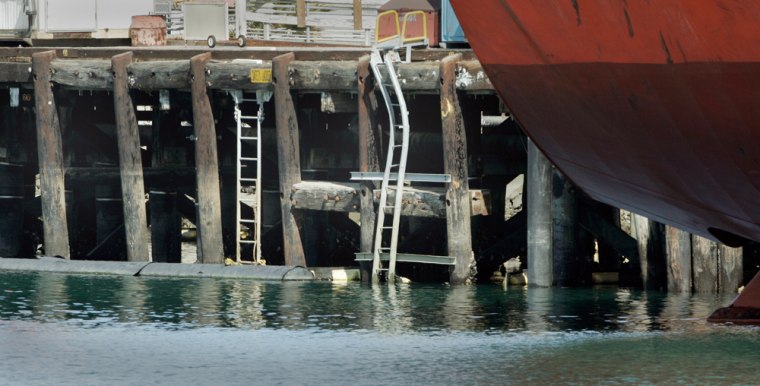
254 100 263 263
384 52 408 283
369 50 398 283
233 92 243 262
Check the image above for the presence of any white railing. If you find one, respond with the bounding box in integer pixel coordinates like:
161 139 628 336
164 0 384 45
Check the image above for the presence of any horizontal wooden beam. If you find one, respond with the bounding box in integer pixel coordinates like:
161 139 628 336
291 181 361 212
290 180 490 217
0 46 479 63
6 59 492 92
0 62 32 83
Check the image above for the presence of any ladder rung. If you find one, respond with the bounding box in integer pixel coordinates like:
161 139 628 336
241 98 259 102
394 144 403 148
240 219 256 224
240 178 258 182
240 157 258 161
382 226 393 229
240 136 258 140
240 115 260 120
239 240 258 244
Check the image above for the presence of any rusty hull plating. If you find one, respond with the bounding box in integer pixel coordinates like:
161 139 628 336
449 0 760 322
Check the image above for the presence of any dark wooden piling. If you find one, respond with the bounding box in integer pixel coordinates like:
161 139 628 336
150 190 181 263
273 53 307 267
357 55 380 281
32 50 70 258
631 214 666 290
719 244 743 293
94 183 125 260
440 54 473 284
551 169 580 285
112 52 149 262
190 53 224 264
0 163 24 257
692 235 718 293
527 139 552 287
665 225 691 292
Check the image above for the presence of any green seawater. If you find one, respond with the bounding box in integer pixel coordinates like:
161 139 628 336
0 271 758 385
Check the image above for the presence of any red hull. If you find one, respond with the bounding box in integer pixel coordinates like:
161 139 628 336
450 0 760 243
450 1 760 320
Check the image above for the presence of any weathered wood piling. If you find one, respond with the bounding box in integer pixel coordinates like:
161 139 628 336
0 46 751 291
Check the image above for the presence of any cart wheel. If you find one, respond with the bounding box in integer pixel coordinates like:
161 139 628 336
237 35 246 48
207 35 216 48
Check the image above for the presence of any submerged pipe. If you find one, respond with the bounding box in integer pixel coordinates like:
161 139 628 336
0 257 316 281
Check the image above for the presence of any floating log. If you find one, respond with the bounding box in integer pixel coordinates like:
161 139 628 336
190 52 224 264
32 50 70 258
112 52 149 262
274 53 307 267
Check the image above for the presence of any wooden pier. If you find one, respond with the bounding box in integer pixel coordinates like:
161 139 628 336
0 46 749 291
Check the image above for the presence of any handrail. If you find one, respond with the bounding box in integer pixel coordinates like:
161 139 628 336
401 10 427 43
375 10 400 43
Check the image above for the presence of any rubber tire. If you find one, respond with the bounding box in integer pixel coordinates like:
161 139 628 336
237 35 246 48
207 35 216 48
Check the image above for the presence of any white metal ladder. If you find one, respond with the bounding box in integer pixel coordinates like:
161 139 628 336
231 90 266 264
351 48 455 282
370 48 410 284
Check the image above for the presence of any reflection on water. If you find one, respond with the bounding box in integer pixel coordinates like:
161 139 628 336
0 271 742 332
1 271 758 385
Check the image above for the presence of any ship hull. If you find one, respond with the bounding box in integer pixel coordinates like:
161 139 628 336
450 0 760 319
450 0 760 243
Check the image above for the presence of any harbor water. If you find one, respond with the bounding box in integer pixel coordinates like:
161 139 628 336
1 270 759 385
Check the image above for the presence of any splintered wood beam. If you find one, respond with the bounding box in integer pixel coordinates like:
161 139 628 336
440 53 473 284
112 51 149 262
291 181 361 212
32 50 70 258
289 181 490 217
190 52 224 264
273 52 307 267
376 187 489 218
357 55 380 281
37 60 492 92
